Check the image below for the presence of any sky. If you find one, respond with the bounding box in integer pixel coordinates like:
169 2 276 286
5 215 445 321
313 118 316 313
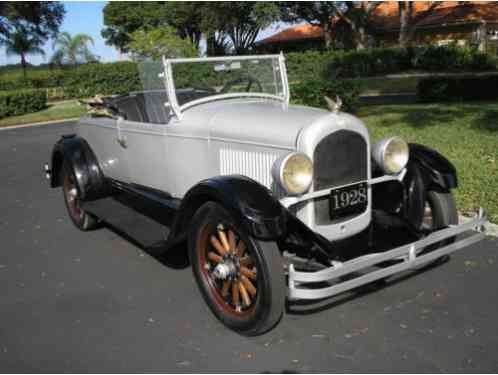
0 1 292 67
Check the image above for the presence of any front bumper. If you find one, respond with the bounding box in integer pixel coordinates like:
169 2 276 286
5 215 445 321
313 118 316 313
288 209 487 300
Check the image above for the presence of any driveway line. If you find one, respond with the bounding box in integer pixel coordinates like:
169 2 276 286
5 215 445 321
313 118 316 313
0 117 79 131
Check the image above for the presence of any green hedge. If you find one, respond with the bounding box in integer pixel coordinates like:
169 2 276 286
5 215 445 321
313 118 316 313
290 79 360 112
0 62 141 96
417 75 498 102
0 45 495 99
0 89 47 118
286 44 497 81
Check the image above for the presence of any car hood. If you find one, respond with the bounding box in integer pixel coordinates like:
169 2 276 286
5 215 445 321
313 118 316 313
181 99 330 149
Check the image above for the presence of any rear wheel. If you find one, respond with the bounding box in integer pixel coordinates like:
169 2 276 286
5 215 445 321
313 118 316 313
62 164 99 231
188 202 285 336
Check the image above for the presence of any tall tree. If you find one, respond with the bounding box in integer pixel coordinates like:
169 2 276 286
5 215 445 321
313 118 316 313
101 2 170 53
398 2 443 46
204 2 280 55
101 2 204 53
280 2 383 50
128 26 197 60
0 2 65 41
2 26 45 76
50 32 97 66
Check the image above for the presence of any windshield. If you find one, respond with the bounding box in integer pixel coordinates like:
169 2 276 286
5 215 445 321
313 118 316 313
164 54 289 118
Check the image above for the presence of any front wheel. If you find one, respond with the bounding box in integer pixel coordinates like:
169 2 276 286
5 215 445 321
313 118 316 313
62 163 99 231
188 202 285 336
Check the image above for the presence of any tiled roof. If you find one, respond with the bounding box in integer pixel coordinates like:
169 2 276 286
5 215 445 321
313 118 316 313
372 1 498 31
257 24 323 45
258 2 498 45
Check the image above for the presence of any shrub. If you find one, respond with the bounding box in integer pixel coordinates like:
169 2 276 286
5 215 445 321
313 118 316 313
0 62 141 98
417 75 498 102
0 89 47 118
61 62 141 98
290 79 360 112
287 45 496 81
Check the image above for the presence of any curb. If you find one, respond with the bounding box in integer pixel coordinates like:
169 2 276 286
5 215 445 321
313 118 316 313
460 214 498 238
0 118 79 131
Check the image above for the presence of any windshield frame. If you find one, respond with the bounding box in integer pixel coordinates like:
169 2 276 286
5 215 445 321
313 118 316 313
162 53 289 120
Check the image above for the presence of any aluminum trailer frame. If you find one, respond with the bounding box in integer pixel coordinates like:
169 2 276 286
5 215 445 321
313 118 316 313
288 209 488 300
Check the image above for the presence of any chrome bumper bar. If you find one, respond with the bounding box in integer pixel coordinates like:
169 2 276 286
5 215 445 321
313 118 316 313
288 209 488 300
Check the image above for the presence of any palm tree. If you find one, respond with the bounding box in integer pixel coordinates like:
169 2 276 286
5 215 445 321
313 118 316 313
51 32 97 66
2 27 45 77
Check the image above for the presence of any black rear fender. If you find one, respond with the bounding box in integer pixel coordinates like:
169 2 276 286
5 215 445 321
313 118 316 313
50 135 108 201
170 175 286 242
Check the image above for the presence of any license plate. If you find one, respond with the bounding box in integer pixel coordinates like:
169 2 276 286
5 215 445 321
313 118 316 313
329 182 368 219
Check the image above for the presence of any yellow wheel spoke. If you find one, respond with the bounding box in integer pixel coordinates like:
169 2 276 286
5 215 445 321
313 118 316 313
236 241 246 257
210 235 228 256
221 280 231 297
241 275 257 296
207 252 222 264
241 266 256 280
228 230 236 253
239 256 253 267
232 281 240 307
218 226 230 252
239 282 251 306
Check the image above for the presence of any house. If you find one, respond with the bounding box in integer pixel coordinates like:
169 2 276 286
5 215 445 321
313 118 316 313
256 2 498 53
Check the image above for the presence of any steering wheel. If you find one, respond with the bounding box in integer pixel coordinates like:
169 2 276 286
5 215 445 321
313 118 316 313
220 74 263 94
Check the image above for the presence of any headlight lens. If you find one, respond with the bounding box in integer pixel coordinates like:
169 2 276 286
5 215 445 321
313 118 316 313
373 136 409 175
272 152 313 195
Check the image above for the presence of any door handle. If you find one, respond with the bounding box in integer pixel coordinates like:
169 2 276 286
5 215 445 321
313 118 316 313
116 136 127 148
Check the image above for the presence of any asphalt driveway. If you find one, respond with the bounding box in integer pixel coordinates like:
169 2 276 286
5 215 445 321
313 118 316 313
0 122 497 373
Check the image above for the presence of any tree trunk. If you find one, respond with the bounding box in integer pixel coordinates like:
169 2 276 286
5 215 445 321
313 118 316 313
323 23 333 50
356 26 367 50
21 53 27 78
398 1 410 47
206 32 215 56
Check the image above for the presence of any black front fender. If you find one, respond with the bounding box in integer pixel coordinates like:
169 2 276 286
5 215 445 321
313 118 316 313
50 134 108 201
171 175 286 241
403 144 458 229
408 143 457 191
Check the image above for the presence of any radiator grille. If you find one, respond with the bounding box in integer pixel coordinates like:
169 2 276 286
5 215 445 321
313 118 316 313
219 148 280 191
313 130 368 225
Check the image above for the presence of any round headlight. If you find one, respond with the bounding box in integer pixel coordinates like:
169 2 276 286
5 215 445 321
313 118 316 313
373 136 409 175
272 152 313 195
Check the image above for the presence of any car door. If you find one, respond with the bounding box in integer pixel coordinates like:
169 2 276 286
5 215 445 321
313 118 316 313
117 117 169 192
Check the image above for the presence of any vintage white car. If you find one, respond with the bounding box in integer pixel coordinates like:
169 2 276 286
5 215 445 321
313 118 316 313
45 54 487 335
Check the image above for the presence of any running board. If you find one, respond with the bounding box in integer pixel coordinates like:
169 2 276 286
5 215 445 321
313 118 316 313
288 209 487 300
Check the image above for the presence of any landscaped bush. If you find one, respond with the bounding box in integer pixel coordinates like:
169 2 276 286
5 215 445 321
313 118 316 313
417 75 498 102
0 45 495 99
0 89 47 118
286 45 496 81
0 62 141 98
290 79 360 112
61 62 141 98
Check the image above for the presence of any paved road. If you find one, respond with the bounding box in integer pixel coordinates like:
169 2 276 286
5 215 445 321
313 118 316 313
1 122 497 373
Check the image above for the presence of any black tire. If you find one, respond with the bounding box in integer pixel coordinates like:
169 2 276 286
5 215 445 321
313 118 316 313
188 202 285 336
419 191 458 260
61 163 99 231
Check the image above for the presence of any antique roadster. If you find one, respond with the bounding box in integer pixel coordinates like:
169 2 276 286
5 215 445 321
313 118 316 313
45 54 487 335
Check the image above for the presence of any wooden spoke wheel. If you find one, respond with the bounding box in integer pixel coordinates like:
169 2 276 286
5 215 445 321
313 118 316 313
62 163 98 231
189 202 285 335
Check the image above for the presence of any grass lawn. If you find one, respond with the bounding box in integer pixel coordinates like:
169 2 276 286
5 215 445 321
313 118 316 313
353 76 419 95
0 100 86 128
358 101 498 223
